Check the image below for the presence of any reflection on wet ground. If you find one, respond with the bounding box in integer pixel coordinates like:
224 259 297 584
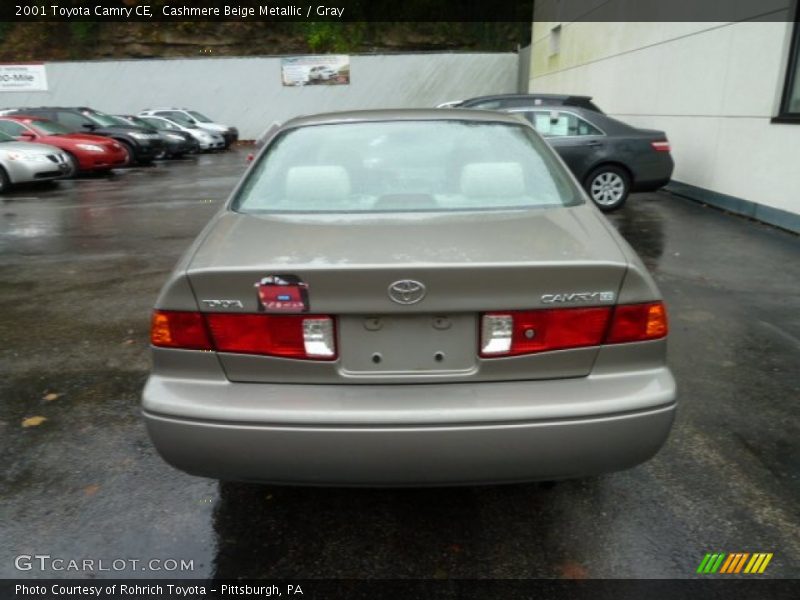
2 151 798 578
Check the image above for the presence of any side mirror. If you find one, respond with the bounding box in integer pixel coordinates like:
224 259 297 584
550 110 560 124
185 118 195 124
81 123 96 130
18 132 36 140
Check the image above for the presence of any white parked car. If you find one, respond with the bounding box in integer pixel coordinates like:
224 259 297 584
0 130 70 192
137 115 225 152
139 108 237 148
308 66 338 81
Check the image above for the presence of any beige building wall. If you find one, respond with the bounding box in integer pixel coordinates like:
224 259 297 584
529 15 800 228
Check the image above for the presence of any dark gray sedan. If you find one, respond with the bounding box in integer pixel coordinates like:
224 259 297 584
143 109 676 486
503 106 674 211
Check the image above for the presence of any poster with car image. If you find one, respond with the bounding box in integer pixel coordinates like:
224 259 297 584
281 55 350 86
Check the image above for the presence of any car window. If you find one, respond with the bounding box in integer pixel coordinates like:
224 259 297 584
526 111 603 137
56 111 92 131
187 111 212 123
0 120 27 136
467 100 502 109
159 112 195 127
233 120 581 214
0 130 15 143
83 110 119 127
157 110 189 121
28 120 70 135
142 117 173 131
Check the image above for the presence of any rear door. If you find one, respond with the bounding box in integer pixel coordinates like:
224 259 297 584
516 110 607 181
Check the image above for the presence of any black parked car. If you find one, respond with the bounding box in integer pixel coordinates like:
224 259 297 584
447 93 605 113
113 114 197 158
5 107 164 165
503 106 673 211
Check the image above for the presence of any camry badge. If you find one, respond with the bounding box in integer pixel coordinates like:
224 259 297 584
388 280 426 305
541 291 616 304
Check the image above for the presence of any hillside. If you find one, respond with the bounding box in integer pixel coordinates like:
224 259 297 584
0 22 531 61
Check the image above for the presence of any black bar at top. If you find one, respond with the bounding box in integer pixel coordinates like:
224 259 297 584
2 0 798 23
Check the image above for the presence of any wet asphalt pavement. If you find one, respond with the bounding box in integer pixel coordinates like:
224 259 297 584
1 148 798 580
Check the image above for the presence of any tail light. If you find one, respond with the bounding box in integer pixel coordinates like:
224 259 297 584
151 311 336 360
651 140 671 152
480 302 667 358
481 308 612 357
605 302 668 343
150 311 212 351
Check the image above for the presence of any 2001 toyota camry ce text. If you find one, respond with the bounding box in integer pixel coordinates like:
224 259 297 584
142 109 677 486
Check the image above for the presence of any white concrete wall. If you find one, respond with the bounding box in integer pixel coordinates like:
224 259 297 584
0 53 519 140
529 16 800 218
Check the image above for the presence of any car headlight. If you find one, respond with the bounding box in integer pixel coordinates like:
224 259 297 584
197 132 213 140
166 133 185 141
76 143 105 152
7 151 48 162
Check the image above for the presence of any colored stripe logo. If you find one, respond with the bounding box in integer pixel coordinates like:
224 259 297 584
696 552 773 574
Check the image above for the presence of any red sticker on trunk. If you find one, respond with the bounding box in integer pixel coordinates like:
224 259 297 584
255 275 309 313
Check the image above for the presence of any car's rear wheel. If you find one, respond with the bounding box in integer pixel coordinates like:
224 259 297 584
0 166 9 194
585 166 630 212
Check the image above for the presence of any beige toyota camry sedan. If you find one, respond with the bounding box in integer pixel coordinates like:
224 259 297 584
142 109 676 486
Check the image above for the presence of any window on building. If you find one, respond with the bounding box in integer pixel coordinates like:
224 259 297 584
549 25 562 56
777 18 800 121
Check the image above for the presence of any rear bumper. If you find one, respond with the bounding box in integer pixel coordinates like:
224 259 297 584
142 367 677 485
222 130 238 147
631 154 674 192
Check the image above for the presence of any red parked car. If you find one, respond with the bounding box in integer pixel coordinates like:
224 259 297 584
0 115 127 174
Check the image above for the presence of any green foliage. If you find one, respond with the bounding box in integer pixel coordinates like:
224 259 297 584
69 22 97 44
0 22 12 43
300 22 367 53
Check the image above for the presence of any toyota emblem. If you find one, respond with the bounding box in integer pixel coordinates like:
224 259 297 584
388 280 426 305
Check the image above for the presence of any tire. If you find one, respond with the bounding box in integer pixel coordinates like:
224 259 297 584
0 166 10 194
64 152 80 177
117 140 135 166
584 165 631 212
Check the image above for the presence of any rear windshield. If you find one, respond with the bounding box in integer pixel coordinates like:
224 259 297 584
233 121 581 213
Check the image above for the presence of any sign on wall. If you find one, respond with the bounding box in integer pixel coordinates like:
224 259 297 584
281 55 350 87
0 63 48 91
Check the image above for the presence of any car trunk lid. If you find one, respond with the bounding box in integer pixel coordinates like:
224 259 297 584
186 204 629 383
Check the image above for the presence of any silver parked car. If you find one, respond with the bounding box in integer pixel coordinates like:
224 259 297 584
137 115 225 152
139 108 237 148
143 109 676 486
0 130 70 192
